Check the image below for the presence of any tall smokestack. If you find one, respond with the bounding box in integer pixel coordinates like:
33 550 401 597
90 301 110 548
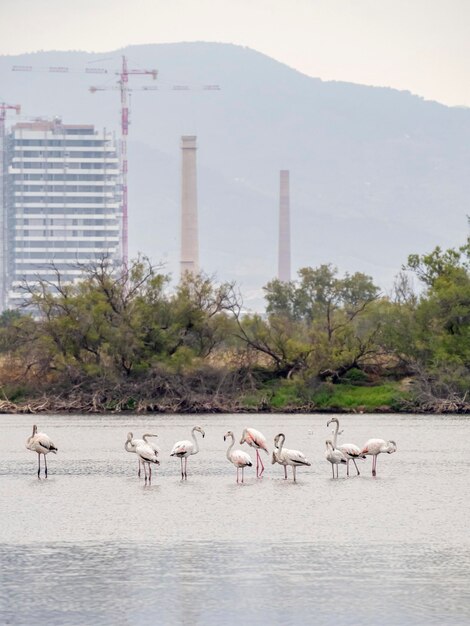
278 169 291 282
180 135 199 278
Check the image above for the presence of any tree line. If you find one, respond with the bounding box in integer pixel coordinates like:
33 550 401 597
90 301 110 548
0 239 469 413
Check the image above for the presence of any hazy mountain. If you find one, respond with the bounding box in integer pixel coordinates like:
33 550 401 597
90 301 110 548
1 42 470 308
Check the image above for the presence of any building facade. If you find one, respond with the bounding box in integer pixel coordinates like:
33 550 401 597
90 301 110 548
2 119 121 310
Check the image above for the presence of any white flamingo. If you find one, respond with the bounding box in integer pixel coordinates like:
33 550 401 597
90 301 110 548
25 424 58 478
325 439 347 478
125 432 160 477
240 427 269 477
135 441 160 482
327 417 365 476
360 438 397 476
224 431 252 483
271 433 311 482
170 425 205 479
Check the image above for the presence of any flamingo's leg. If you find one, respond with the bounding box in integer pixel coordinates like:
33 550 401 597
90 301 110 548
256 450 265 477
180 457 184 480
236 467 239 483
284 465 287 479
353 459 360 475
372 455 377 476
138 459 141 478
148 463 152 483
241 467 244 483
293 466 297 482
346 460 350 477
44 454 48 478
331 463 334 479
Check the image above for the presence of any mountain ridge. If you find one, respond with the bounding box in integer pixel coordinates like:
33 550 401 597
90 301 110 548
1 42 469 307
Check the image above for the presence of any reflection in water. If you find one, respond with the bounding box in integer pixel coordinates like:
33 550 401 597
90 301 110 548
1 541 469 626
1 413 470 625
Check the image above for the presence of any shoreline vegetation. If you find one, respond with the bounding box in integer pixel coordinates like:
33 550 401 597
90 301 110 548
1 240 469 416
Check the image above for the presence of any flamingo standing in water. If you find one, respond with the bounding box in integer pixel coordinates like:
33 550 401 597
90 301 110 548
135 441 160 483
240 427 268 477
271 433 311 482
224 431 252 483
361 438 397 476
327 417 365 476
325 439 347 478
170 425 205 479
125 432 160 477
25 425 58 478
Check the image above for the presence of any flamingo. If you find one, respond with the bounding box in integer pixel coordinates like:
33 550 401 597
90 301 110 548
25 424 58 478
170 425 205 479
125 432 160 477
135 441 160 483
361 438 397 476
271 433 311 482
325 439 347 478
224 431 252 483
327 417 365 476
240 427 268 477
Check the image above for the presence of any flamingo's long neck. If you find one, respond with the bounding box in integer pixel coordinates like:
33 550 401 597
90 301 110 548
191 428 200 455
277 435 285 458
332 421 339 448
226 434 234 461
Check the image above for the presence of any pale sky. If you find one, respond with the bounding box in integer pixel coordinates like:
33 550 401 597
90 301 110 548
1 0 470 107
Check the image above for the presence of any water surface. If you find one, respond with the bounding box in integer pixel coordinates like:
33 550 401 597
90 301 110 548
1 413 469 625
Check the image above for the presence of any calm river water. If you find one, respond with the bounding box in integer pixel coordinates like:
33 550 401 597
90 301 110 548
0 413 469 625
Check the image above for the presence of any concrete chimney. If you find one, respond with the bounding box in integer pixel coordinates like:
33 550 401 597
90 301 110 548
278 170 291 282
180 135 199 278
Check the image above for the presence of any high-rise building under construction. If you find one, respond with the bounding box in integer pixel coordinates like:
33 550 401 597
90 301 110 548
2 119 121 310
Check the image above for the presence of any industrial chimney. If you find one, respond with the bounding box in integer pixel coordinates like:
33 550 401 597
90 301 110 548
180 135 199 278
278 170 291 282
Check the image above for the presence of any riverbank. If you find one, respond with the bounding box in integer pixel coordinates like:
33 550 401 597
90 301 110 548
1 380 468 414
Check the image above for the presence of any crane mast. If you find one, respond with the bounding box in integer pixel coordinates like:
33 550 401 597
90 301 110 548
91 56 157 268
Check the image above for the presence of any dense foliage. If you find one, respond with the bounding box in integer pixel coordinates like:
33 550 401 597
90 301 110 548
0 241 469 413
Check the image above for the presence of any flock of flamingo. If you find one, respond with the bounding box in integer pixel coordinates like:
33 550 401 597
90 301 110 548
25 418 397 482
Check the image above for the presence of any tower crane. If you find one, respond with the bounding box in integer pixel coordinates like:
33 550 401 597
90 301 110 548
90 56 157 267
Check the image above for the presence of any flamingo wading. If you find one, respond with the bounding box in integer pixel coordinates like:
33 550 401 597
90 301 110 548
240 427 268 477
135 441 160 482
361 438 397 476
25 425 58 478
224 431 252 483
271 433 311 481
327 417 365 476
325 439 347 478
125 432 160 477
170 425 205 479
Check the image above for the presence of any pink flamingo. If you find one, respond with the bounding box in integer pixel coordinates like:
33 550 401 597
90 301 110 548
224 431 253 483
325 439 347 478
240 427 268 477
327 417 365 476
135 441 160 483
272 433 311 482
361 438 397 476
25 424 58 478
170 425 205 480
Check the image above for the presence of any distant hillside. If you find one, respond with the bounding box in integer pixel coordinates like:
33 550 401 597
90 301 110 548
1 42 470 307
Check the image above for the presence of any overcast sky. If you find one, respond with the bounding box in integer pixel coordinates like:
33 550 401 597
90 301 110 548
1 0 469 107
